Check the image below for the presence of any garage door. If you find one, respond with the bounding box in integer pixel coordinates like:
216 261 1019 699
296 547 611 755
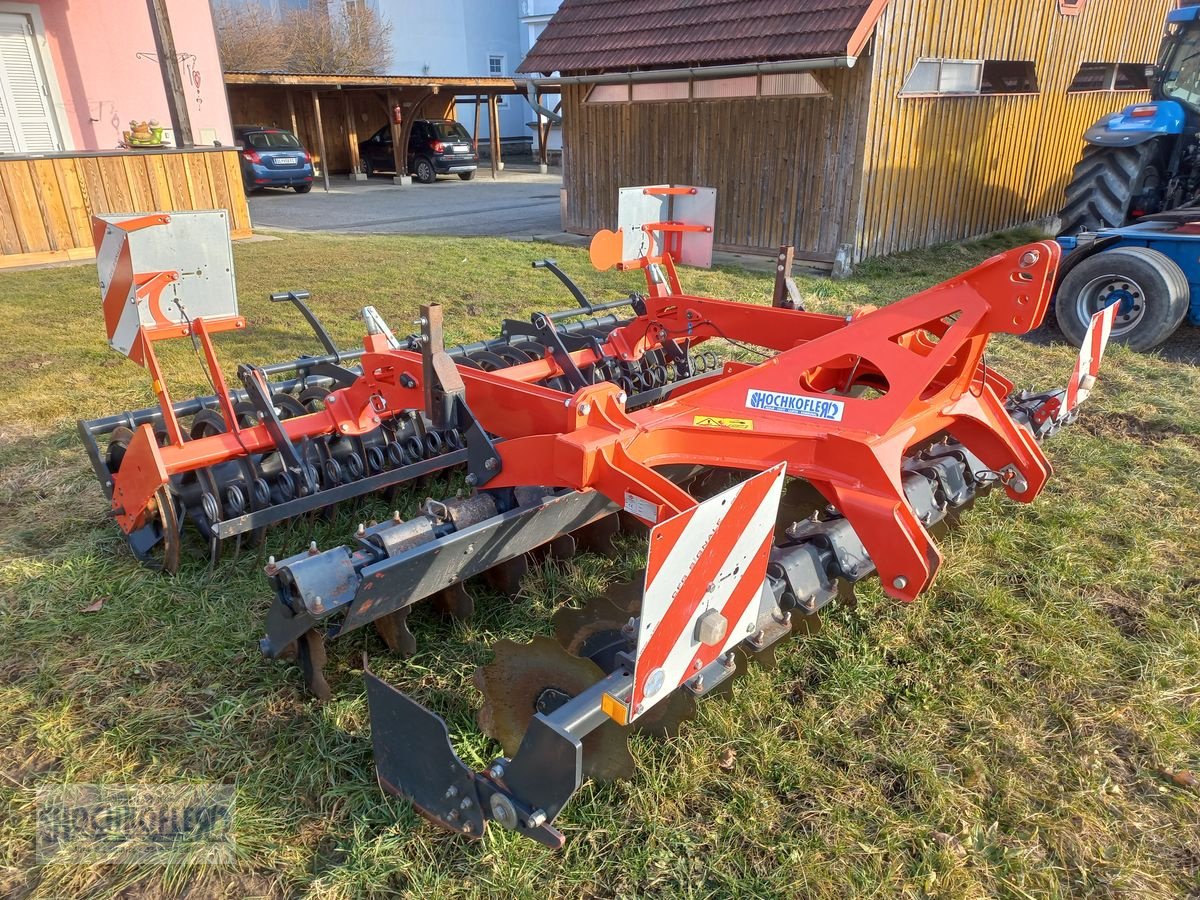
0 12 62 153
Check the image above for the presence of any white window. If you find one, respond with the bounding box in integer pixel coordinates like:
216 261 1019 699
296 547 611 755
0 11 64 153
901 58 1039 97
488 54 505 76
902 58 982 95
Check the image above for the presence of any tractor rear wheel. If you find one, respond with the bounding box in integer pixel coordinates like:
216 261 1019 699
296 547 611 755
1057 141 1162 235
1055 246 1188 351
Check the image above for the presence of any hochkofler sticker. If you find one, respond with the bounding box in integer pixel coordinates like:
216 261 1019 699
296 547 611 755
745 389 845 422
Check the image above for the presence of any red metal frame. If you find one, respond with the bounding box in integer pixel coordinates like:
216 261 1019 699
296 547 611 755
111 239 1061 604
325 240 1060 602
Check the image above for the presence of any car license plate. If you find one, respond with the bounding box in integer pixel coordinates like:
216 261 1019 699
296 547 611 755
452 144 469 153
275 157 297 166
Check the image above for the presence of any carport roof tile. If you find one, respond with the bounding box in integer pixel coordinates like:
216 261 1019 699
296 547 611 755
516 0 888 75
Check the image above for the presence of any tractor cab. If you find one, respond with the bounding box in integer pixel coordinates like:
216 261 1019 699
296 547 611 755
1059 5 1200 234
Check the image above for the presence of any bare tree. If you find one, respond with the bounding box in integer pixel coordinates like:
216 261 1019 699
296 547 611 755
210 1 394 75
210 2 293 73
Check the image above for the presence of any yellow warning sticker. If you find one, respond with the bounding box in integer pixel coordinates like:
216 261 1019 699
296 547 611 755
692 415 754 431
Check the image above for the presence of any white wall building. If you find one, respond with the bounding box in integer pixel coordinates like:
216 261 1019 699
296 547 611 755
518 0 562 154
236 0 531 146
381 0 527 143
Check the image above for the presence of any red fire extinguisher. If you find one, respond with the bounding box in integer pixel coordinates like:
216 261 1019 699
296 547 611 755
392 105 403 125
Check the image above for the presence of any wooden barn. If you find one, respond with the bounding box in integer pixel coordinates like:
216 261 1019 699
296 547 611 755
518 0 1175 266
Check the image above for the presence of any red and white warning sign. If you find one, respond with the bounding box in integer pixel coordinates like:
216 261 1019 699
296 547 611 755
93 210 239 364
1064 302 1120 416
624 464 785 722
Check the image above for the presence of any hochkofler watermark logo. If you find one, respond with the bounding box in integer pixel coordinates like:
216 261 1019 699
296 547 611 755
36 783 235 866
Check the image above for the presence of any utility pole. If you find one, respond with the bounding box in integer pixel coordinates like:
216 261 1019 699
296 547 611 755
146 0 194 148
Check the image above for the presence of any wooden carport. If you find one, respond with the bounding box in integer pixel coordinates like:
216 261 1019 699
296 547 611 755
223 73 525 188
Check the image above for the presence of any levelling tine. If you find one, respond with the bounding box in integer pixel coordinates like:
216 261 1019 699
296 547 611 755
572 514 621 557
616 510 650 538
374 608 418 657
297 628 332 701
432 582 476 620
483 556 529 598
530 532 576 561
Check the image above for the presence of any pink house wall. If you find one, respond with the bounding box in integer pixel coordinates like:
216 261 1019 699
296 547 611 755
30 0 232 151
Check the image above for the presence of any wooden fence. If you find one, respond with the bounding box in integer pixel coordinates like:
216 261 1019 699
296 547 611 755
0 147 252 269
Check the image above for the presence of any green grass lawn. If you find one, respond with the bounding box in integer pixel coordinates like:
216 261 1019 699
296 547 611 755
1 230 1198 899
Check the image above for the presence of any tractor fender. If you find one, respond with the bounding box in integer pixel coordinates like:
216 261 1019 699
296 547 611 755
1083 100 1186 148
1052 233 1124 289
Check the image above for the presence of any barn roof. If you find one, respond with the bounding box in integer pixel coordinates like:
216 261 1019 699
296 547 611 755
516 0 890 76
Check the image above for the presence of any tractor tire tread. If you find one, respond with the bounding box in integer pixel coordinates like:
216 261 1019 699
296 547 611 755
1058 142 1159 236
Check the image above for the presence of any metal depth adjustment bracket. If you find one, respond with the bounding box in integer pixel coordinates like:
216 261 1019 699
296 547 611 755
417 303 501 488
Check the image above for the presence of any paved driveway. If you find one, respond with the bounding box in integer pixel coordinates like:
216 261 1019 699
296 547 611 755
246 167 565 240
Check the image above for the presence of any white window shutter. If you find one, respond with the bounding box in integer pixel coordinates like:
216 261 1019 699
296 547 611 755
0 14 62 153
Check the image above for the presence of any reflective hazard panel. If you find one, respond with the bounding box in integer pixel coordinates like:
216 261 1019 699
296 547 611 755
608 464 785 724
1064 302 1120 415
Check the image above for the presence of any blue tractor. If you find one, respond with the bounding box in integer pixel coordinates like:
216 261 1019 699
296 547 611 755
1058 5 1200 235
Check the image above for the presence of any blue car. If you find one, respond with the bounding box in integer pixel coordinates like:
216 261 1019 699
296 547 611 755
234 125 314 194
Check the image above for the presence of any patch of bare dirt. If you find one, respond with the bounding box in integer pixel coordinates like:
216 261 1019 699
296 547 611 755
1093 590 1150 638
1079 411 1195 445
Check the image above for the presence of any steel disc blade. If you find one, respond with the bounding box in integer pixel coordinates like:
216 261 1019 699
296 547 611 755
128 486 182 575
552 592 699 738
552 595 633 671
605 574 646 617
635 689 698 738
474 636 634 782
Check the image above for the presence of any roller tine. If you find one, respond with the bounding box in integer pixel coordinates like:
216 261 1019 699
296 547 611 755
704 647 748 699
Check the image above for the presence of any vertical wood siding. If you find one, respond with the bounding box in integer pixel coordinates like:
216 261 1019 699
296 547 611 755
561 64 873 264
854 0 1175 259
0 148 251 269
